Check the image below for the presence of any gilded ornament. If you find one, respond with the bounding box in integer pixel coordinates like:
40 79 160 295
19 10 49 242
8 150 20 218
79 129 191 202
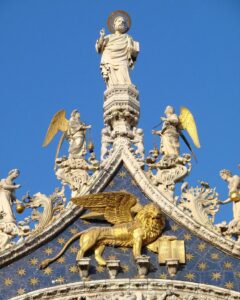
39 191 165 268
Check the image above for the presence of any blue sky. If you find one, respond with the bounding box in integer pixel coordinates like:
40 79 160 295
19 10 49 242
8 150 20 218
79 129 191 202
0 0 240 223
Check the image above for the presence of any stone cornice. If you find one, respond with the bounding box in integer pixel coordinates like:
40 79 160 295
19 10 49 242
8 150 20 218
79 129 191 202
10 279 240 300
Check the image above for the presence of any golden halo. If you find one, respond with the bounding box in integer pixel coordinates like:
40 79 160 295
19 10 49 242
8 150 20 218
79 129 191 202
107 10 131 33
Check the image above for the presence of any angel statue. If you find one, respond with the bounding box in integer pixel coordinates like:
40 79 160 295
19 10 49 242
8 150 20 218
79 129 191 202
152 106 200 159
96 10 139 88
40 191 166 268
43 109 91 160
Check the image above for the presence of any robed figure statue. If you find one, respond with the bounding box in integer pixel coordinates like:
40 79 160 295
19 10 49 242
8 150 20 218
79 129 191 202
96 11 139 88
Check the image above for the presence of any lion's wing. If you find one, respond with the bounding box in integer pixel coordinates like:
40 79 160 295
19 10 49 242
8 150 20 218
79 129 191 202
72 191 138 224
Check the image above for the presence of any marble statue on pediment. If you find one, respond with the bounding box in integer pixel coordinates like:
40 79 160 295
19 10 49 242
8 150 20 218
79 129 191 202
219 168 240 241
0 169 24 250
96 10 139 88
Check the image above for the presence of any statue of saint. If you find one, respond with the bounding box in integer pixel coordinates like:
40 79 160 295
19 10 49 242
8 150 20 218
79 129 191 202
219 169 240 233
96 10 139 87
152 106 180 157
0 169 21 250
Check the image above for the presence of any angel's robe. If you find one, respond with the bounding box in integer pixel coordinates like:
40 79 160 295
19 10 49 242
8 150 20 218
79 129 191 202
160 114 180 156
96 33 139 87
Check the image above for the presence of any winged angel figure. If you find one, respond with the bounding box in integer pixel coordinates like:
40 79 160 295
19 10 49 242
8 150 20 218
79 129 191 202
43 109 91 160
40 191 166 268
152 106 200 159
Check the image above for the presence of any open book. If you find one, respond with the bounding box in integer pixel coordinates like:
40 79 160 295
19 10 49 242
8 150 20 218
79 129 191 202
158 240 185 264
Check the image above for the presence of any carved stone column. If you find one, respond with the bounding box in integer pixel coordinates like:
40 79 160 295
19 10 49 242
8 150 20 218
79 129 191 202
103 85 140 138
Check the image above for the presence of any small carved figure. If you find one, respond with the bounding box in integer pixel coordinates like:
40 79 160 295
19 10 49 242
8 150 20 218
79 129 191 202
96 11 139 87
152 106 200 158
40 192 165 268
101 126 113 161
219 169 240 240
0 169 23 250
43 109 91 160
132 127 144 160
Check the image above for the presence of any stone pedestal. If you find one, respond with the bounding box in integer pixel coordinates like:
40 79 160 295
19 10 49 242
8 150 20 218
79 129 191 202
104 85 140 137
77 258 91 280
135 255 150 278
106 259 120 279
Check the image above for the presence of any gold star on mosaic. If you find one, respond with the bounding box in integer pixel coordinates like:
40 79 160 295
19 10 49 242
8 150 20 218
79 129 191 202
159 273 167 279
29 277 39 286
224 281 234 289
69 265 78 273
29 257 39 266
107 255 117 260
96 265 105 273
121 264 129 273
109 181 115 187
17 288 25 296
57 237 65 245
69 227 78 235
184 233 192 241
197 242 206 252
131 179 137 186
211 252 220 260
119 171 127 178
119 247 128 253
224 261 233 270
186 253 194 261
4 278 13 286
211 272 222 281
184 272 195 281
55 276 65 284
57 256 65 264
171 224 179 232
198 262 207 271
44 247 53 255
43 267 53 275
17 268 26 276
70 246 78 254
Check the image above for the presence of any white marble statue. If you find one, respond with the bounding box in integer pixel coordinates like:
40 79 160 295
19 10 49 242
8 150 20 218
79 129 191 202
219 169 240 239
67 110 91 158
43 109 91 160
96 11 139 87
132 127 144 160
152 106 200 158
0 169 22 250
152 106 180 157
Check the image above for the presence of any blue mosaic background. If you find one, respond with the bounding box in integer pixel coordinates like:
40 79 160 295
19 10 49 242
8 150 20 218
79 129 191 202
1 164 240 299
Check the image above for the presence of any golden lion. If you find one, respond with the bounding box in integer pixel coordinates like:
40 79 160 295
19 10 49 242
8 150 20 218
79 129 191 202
40 192 165 268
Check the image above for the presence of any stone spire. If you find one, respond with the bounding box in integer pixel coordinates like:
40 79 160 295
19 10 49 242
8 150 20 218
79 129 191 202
96 10 144 162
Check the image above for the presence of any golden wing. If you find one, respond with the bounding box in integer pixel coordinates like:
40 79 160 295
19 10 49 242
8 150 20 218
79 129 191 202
42 110 69 147
71 191 139 225
179 107 201 148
